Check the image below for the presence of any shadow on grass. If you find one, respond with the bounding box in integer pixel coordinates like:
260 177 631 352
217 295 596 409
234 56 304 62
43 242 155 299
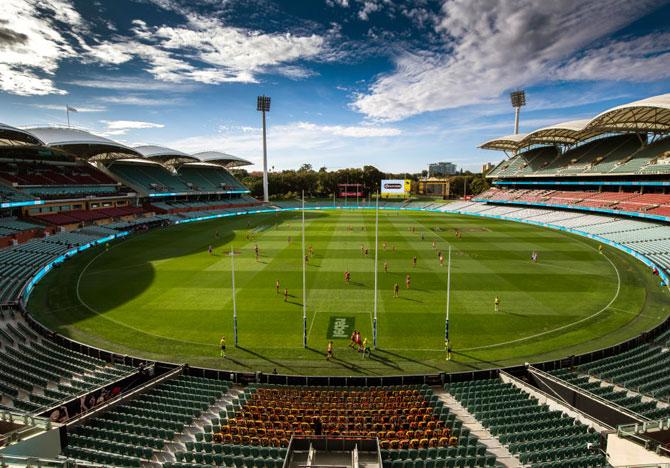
220 355 252 370
450 350 502 370
376 348 441 371
305 346 375 375
235 346 299 373
397 297 422 303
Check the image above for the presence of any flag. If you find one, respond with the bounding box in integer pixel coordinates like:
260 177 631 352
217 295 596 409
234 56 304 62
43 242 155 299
66 105 78 113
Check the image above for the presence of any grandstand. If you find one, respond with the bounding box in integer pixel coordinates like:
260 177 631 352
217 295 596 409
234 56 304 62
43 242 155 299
2 94 670 467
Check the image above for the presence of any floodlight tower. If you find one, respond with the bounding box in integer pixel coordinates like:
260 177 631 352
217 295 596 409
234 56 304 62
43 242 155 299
510 90 526 135
257 95 271 202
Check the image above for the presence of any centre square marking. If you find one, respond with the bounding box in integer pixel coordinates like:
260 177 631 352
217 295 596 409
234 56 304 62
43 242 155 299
327 316 355 339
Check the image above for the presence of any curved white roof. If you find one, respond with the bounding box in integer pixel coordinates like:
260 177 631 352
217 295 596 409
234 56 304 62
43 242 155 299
135 144 200 167
192 151 252 167
0 123 44 145
24 127 140 159
134 145 190 158
521 119 601 146
587 94 670 132
479 133 528 151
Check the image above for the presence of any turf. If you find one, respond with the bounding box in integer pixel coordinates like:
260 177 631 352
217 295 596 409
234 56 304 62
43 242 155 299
28 209 669 376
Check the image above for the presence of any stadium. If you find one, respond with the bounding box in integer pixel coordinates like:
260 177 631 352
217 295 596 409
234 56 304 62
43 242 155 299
1 1 670 467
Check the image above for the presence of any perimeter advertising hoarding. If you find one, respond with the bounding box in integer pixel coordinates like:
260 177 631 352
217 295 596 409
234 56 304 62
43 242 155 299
381 179 410 198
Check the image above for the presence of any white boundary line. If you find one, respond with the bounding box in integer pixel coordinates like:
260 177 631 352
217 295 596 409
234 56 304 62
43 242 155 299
76 239 218 347
458 247 621 352
70 208 638 355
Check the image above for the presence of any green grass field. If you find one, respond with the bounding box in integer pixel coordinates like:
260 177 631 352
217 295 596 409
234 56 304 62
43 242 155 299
28 209 669 376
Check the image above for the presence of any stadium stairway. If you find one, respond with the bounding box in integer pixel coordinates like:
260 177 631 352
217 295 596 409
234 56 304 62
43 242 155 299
62 370 234 467
177 384 502 468
433 389 520 468
159 383 243 466
444 376 610 468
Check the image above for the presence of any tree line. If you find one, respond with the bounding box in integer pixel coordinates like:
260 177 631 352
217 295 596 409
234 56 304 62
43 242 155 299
231 164 490 200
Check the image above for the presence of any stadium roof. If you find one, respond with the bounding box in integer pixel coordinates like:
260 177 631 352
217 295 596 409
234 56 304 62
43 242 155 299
108 158 165 166
587 94 670 133
191 151 252 168
479 133 528 151
0 123 44 146
24 127 141 160
135 145 200 167
521 119 602 146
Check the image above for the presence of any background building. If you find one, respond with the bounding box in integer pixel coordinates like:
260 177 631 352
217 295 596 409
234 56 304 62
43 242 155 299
482 162 496 174
428 162 457 177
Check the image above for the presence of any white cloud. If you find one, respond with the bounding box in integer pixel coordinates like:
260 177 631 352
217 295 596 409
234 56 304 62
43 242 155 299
559 33 670 82
0 0 82 95
294 122 401 138
85 12 325 85
168 121 402 168
98 95 184 106
32 103 105 112
0 0 329 95
358 1 383 21
353 0 668 121
99 119 164 136
67 77 197 92
102 120 165 130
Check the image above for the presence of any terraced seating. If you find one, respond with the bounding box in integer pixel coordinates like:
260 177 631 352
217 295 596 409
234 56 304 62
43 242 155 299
548 369 666 418
0 225 119 304
579 343 670 401
488 135 670 178
107 161 193 194
185 384 497 468
0 314 136 414
65 374 231 466
0 183 36 204
0 217 41 237
446 378 606 467
177 165 247 192
106 213 181 230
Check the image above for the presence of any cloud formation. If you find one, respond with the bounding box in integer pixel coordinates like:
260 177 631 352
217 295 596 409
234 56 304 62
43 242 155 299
169 121 402 168
100 119 165 135
0 0 328 95
85 12 325 85
0 0 81 95
353 0 669 121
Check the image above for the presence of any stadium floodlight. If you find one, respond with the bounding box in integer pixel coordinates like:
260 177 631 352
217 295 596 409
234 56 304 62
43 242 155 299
301 190 307 348
257 95 271 203
510 90 526 135
229 246 239 346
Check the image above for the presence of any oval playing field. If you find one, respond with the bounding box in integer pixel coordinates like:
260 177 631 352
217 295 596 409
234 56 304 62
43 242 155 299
27 209 668 376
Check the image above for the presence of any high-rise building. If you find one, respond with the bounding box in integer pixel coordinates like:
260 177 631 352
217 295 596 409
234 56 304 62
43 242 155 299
482 162 495 174
428 162 457 177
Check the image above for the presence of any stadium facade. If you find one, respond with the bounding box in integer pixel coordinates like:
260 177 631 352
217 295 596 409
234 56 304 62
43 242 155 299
0 96 669 466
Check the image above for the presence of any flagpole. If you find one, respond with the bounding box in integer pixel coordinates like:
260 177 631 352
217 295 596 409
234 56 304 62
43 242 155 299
231 245 238 346
302 190 307 348
373 191 379 349
66 106 70 128
445 245 451 347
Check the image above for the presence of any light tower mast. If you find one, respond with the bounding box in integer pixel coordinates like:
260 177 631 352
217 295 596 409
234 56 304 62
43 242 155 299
257 95 271 202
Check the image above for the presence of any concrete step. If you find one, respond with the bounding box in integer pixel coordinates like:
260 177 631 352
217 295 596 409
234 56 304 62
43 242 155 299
434 390 521 468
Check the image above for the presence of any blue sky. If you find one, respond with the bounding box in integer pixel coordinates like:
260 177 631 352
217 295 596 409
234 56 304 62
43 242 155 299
0 0 669 173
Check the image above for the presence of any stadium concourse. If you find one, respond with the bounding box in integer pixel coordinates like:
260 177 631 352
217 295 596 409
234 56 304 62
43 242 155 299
0 96 670 467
